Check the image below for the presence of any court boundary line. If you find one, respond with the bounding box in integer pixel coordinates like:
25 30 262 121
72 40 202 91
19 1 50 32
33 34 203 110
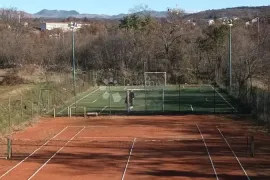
217 127 250 180
210 85 236 112
28 127 86 180
67 125 109 128
77 136 190 139
197 125 219 180
99 106 108 114
121 138 136 180
190 105 194 111
0 126 69 179
57 88 99 114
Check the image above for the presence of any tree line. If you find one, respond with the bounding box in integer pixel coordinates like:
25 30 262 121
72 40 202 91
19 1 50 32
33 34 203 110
1 8 270 93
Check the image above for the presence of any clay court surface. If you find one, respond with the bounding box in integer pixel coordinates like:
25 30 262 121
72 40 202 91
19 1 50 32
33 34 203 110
0 115 269 180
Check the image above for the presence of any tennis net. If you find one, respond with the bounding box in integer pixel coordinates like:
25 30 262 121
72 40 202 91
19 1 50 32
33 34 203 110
3 136 252 159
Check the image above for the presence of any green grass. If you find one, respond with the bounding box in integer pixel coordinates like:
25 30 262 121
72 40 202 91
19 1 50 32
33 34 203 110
55 84 240 116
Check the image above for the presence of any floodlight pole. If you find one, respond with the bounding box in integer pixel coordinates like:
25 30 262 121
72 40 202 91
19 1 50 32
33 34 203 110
71 23 77 107
257 17 260 45
229 23 233 94
72 28 76 93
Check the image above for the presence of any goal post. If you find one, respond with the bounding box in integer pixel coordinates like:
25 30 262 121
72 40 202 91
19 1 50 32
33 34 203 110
144 72 167 87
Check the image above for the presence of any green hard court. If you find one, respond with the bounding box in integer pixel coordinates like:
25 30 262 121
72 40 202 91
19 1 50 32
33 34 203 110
54 84 239 116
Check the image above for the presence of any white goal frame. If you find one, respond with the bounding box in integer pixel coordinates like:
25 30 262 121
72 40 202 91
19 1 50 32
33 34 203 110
144 72 167 87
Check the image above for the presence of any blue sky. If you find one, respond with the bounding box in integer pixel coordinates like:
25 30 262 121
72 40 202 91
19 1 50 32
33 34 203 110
0 0 269 15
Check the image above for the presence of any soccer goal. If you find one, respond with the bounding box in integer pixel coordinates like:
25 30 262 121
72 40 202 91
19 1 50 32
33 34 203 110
144 72 167 87
126 88 165 113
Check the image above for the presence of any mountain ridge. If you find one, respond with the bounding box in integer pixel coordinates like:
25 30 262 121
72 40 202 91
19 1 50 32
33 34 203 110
34 9 168 19
2 5 270 20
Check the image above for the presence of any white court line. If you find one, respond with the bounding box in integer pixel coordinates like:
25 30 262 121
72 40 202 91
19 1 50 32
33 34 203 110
217 127 250 180
210 85 236 112
57 88 99 114
99 106 108 114
92 99 97 103
67 125 109 128
0 126 69 179
78 137 131 139
197 125 219 180
28 127 86 180
78 136 184 139
121 138 136 180
190 105 194 112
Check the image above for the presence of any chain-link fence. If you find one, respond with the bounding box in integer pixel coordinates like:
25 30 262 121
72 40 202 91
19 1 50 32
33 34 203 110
55 83 243 117
217 75 270 132
0 70 97 133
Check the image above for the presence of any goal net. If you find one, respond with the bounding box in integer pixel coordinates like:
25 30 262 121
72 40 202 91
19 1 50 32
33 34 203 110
144 72 167 87
126 88 165 113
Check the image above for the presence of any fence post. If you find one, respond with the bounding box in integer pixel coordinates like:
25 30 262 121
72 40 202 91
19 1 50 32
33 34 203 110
214 84 216 113
53 108 56 118
268 80 270 133
20 95 23 123
162 88 165 112
250 136 255 157
179 84 181 112
68 106 71 117
31 100 34 118
109 85 111 115
7 138 12 159
8 96 11 129
47 90 50 114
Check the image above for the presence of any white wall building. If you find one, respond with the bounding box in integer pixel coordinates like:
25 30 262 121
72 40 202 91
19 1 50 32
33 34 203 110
40 22 88 32
208 19 215 26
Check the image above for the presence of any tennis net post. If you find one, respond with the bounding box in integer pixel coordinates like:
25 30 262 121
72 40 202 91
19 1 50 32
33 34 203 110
250 136 255 157
7 138 12 159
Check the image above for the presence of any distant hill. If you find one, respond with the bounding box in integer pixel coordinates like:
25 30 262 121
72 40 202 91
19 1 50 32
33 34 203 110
34 9 80 18
33 9 168 19
21 5 270 20
0 8 32 19
184 6 270 20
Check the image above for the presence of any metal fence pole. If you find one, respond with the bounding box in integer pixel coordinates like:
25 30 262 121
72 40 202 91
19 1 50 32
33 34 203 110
47 90 50 113
268 80 270 133
20 95 23 123
179 84 181 112
109 85 111 115
31 98 34 118
53 108 56 118
162 88 165 112
214 84 216 113
127 90 130 113
8 96 11 129
7 138 12 159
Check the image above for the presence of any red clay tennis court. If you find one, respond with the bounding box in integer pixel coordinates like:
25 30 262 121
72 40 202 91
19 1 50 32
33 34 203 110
0 115 269 180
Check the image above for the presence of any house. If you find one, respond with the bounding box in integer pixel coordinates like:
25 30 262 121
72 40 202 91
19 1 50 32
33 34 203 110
208 19 215 26
245 21 250 26
40 22 89 32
